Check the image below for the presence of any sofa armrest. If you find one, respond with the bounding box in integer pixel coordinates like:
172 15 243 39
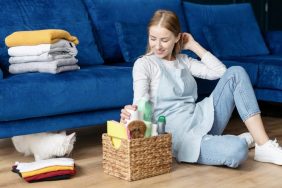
266 31 282 54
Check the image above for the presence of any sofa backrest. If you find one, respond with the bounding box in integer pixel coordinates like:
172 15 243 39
0 0 103 73
183 2 269 58
83 0 188 63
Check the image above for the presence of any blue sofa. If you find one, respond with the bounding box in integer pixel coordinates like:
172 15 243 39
0 0 281 138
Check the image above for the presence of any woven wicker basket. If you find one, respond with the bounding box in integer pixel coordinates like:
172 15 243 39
102 133 172 181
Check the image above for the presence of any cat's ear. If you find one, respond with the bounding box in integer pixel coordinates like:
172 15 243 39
67 132 76 145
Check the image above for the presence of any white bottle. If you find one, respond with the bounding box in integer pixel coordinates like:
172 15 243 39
151 123 158 136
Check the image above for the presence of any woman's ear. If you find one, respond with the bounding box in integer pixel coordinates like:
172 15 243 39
175 33 181 43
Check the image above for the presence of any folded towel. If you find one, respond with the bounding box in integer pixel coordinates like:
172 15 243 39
15 158 75 173
5 29 79 47
10 64 80 74
24 170 76 183
12 165 75 183
9 59 80 74
21 166 75 178
9 53 73 64
8 39 77 57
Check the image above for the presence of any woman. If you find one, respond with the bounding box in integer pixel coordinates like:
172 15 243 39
120 10 282 168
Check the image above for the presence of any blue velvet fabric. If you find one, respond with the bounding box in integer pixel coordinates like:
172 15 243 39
115 22 148 63
223 54 282 63
257 61 282 90
266 31 282 54
203 23 269 58
0 66 133 121
83 0 188 62
0 68 3 79
255 89 282 103
196 60 259 95
223 61 258 86
183 2 269 56
0 109 121 138
0 0 103 72
217 55 282 93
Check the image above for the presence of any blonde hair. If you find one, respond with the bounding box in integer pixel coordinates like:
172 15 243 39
146 10 182 57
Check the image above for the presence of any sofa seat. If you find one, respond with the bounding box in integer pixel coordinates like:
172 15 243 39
223 61 259 85
255 89 282 103
194 60 259 98
257 61 282 90
222 55 282 90
223 54 282 63
0 65 133 121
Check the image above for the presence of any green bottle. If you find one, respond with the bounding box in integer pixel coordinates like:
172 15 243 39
138 97 152 122
138 96 153 137
157 116 166 134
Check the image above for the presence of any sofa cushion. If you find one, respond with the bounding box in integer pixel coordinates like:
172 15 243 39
83 0 188 62
0 66 133 121
255 89 282 103
0 0 103 73
203 23 269 58
266 31 282 54
223 54 282 63
196 60 258 96
115 22 148 63
257 61 282 91
183 2 269 57
223 61 258 85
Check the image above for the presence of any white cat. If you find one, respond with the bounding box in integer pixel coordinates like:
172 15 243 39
12 131 76 161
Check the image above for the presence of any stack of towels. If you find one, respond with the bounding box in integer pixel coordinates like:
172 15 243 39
12 158 76 183
5 29 80 74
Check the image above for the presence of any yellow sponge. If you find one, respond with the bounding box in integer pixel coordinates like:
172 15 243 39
107 121 128 149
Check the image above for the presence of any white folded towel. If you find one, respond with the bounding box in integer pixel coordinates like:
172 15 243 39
15 158 75 173
8 39 77 57
9 52 73 64
9 58 80 74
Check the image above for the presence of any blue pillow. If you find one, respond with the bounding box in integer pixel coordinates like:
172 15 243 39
115 22 148 63
83 0 188 63
183 2 269 57
0 0 103 72
203 23 269 58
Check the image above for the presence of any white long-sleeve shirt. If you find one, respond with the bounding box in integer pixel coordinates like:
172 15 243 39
132 52 227 105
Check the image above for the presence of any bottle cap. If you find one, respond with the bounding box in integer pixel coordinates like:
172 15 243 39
158 116 166 123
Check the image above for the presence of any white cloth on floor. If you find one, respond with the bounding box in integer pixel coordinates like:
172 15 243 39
15 158 74 173
9 52 73 64
8 39 77 57
9 58 80 74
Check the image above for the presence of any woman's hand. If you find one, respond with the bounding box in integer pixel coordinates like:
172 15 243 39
181 32 207 58
120 104 138 124
181 32 197 51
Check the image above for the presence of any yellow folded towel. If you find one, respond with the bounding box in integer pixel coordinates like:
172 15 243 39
5 29 79 47
21 165 74 178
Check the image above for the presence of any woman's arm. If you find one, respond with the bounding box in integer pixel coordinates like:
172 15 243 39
120 58 151 124
132 58 151 104
181 33 227 80
182 33 207 59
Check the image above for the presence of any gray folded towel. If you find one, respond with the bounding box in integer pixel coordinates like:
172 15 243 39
9 58 80 74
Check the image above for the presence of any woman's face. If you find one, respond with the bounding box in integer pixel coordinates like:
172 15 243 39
149 25 179 61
